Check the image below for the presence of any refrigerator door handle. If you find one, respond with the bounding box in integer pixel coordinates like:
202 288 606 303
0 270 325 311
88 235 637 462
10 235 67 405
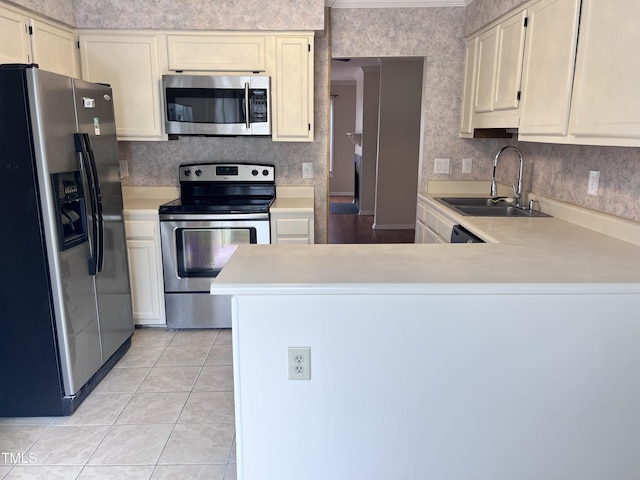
74 133 104 275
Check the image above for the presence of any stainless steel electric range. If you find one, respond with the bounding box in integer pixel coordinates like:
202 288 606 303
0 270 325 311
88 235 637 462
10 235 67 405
159 163 275 329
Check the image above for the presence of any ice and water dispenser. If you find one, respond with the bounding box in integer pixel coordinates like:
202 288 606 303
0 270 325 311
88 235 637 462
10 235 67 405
52 171 88 251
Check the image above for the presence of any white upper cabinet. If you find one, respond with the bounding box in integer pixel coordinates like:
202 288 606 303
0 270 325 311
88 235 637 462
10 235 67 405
519 0 581 136
493 9 527 112
0 5 30 64
166 34 266 72
459 37 478 137
569 0 640 145
271 35 314 142
0 4 78 78
30 19 79 78
78 33 167 141
472 8 527 128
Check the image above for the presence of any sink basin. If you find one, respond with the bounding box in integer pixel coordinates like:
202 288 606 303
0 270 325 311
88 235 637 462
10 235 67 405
454 205 549 217
435 197 498 207
434 197 550 217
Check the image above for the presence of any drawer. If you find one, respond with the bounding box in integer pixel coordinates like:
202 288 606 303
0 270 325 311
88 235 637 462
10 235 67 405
424 208 439 232
416 202 428 223
125 219 156 238
274 217 310 236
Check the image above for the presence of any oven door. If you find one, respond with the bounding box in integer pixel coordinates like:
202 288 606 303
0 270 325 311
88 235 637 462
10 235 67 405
160 215 270 293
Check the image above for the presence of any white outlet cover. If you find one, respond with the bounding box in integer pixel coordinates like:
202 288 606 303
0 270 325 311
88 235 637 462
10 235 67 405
302 162 314 179
288 347 311 380
588 170 600 196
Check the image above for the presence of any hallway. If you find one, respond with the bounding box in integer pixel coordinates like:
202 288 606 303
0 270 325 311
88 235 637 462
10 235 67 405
328 196 415 244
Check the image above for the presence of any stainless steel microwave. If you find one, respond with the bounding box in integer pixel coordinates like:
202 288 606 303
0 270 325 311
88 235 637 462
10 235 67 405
162 75 271 136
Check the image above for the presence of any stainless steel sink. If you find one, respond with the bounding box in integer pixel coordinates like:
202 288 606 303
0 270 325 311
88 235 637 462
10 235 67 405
435 197 498 207
434 197 550 217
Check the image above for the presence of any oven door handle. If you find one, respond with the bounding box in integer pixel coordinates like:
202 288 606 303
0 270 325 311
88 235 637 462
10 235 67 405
244 82 250 129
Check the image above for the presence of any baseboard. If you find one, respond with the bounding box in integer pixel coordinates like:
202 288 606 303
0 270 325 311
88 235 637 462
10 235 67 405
330 192 355 197
372 223 415 230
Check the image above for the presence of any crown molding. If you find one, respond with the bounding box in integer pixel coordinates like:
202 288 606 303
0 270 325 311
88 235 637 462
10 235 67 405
327 0 469 7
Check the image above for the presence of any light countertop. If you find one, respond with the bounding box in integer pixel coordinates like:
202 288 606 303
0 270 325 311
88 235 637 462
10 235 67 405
122 186 178 215
211 193 640 296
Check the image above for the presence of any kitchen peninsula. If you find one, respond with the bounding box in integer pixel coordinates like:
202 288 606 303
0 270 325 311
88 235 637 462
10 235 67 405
211 200 640 480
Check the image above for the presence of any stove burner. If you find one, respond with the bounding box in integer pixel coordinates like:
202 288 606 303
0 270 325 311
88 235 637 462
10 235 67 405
159 163 276 216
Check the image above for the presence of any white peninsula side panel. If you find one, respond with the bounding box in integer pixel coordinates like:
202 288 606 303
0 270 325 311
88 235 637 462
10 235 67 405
231 293 640 480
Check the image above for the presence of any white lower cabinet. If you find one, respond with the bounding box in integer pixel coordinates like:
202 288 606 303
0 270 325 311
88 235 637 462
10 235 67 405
270 212 314 244
415 196 456 244
125 213 166 326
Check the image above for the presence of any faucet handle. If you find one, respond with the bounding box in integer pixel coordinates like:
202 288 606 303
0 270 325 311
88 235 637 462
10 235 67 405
528 199 540 212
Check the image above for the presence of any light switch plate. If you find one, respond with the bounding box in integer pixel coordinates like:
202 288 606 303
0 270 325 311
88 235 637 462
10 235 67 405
434 158 450 174
462 158 473 174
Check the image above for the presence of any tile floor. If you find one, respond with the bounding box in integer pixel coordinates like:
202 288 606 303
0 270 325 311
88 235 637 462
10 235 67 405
0 328 236 480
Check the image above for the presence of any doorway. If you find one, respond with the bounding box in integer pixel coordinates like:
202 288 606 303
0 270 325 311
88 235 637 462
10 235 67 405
329 57 423 244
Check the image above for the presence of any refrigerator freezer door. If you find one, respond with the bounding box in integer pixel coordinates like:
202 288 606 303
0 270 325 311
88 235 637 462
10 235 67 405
72 78 134 362
26 68 104 395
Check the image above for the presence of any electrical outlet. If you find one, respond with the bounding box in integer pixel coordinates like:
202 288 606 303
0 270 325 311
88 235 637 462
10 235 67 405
462 158 473 174
302 162 314 179
588 170 600 196
288 347 311 380
434 158 450 174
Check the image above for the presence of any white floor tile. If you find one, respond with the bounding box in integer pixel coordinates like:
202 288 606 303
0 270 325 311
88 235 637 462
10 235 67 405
178 392 235 424
168 330 220 347
131 328 175 347
0 426 46 460
115 392 189 425
156 345 211 367
193 366 234 392
3 465 82 480
116 346 166 368
93 367 150 394
88 424 173 465
77 464 155 479
205 344 233 366
150 464 226 480
26 426 108 465
157 423 235 465
51 393 132 426
138 367 200 393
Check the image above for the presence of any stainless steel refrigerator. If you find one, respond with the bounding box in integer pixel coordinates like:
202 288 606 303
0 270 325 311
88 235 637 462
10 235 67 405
0 64 134 416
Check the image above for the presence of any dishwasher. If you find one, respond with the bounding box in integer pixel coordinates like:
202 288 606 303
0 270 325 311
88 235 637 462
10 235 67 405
450 225 485 243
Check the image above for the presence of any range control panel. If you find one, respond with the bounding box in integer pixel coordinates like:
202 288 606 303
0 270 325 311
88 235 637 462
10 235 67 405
179 163 275 182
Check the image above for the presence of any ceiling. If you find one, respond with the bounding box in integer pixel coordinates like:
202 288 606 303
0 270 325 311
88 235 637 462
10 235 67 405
331 58 381 82
327 0 468 7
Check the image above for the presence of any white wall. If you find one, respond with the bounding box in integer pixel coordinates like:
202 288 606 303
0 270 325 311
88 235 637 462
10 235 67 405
233 292 640 479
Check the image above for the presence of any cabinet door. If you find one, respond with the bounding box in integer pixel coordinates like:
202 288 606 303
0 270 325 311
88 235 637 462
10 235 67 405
167 34 266 72
30 19 79 78
570 0 640 140
519 0 580 135
0 5 30 64
126 239 164 325
271 35 314 142
473 27 498 114
493 9 527 111
79 34 165 140
459 37 478 137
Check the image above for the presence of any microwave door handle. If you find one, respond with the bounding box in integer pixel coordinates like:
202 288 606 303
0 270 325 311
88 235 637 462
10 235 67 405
245 82 250 129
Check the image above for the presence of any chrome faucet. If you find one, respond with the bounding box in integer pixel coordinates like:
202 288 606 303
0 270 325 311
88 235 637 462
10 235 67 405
490 146 524 207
